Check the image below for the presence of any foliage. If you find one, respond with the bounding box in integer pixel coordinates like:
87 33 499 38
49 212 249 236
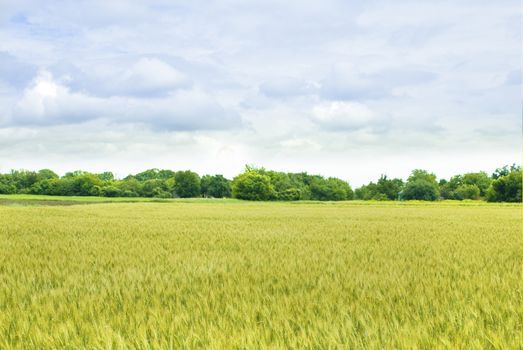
439 175 463 199
454 184 480 200
173 171 200 198
201 175 232 198
232 171 273 200
486 170 522 202
355 175 403 200
0 164 519 202
401 169 439 201
231 168 352 201
492 164 521 179
402 180 439 201
461 172 491 196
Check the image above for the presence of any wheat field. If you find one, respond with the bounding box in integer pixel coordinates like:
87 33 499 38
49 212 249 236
0 199 521 349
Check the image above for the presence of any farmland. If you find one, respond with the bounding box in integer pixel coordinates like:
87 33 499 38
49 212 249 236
0 197 521 349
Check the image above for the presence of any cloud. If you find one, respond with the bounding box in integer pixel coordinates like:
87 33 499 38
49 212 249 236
320 65 438 101
96 58 191 97
8 71 240 130
48 58 192 98
505 69 521 86
259 77 318 98
0 51 36 88
312 101 375 131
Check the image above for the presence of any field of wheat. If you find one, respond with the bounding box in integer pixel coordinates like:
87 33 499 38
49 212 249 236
0 199 521 349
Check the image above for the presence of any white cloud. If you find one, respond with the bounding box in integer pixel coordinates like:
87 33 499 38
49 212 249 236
312 101 375 131
99 58 191 97
9 71 240 130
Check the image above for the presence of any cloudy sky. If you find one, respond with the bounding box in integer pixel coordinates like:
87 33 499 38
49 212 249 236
0 0 520 185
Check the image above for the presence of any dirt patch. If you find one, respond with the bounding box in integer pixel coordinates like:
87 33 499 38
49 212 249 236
0 199 101 207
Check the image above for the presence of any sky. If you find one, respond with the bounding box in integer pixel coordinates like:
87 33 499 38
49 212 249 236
0 0 520 186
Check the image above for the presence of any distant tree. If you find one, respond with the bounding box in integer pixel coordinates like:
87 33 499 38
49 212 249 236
454 184 480 200
327 177 353 200
140 179 171 198
70 174 103 196
439 175 462 199
117 178 142 197
402 180 439 201
96 172 115 182
287 173 312 200
201 175 231 198
37 169 59 181
101 186 122 197
355 175 403 200
376 175 403 200
0 174 16 194
63 170 88 178
462 172 491 197
174 170 201 198
492 164 521 179
310 176 353 201
402 169 439 201
278 188 302 201
486 170 522 202
355 183 377 200
408 169 438 184
232 171 272 200
133 169 174 182
9 170 39 192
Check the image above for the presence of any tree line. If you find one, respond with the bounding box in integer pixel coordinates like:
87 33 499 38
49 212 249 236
0 164 520 202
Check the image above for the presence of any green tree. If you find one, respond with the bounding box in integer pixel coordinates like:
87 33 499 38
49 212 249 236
402 169 439 201
454 184 480 200
492 164 521 179
101 186 122 197
117 178 142 197
486 170 522 202
201 175 231 198
439 175 462 199
462 172 491 197
408 169 437 184
232 171 272 200
140 179 171 198
376 175 403 200
402 180 439 201
70 174 103 196
0 174 16 194
174 170 201 198
37 169 59 181
96 172 115 182
310 176 353 201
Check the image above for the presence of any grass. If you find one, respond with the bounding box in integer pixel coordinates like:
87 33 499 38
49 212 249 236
0 197 521 349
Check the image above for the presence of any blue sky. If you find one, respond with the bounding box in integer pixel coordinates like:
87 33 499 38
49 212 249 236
0 0 520 185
